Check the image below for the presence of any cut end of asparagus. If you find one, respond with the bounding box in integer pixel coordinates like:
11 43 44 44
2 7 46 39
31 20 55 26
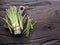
14 29 21 35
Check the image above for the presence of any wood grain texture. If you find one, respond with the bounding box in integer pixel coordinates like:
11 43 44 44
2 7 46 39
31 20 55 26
0 0 60 45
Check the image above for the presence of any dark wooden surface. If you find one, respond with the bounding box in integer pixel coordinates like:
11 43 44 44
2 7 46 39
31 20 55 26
0 0 60 45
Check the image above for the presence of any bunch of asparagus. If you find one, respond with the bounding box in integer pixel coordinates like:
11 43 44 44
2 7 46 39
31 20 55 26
4 6 33 37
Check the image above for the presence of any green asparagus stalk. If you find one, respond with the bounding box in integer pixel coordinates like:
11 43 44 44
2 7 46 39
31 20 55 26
5 6 21 35
17 9 23 30
4 15 12 34
23 16 33 37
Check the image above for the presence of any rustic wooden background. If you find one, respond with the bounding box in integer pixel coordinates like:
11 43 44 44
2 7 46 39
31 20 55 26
0 0 60 45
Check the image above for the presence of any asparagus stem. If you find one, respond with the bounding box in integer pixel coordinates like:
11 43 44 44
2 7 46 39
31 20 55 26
4 6 34 36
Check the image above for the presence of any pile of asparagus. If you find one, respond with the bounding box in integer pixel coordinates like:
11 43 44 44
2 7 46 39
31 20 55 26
4 6 34 37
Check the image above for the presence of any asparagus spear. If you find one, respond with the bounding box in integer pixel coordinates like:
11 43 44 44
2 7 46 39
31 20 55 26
23 16 33 37
6 6 21 35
